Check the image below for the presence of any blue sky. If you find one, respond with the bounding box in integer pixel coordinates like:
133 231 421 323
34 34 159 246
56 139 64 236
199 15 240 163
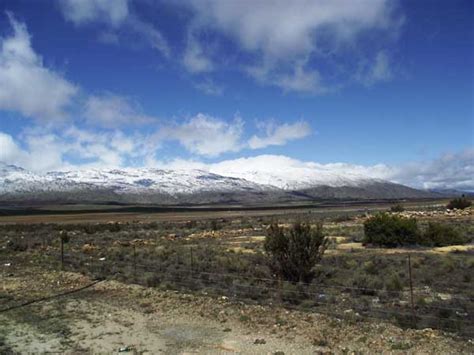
0 0 472 189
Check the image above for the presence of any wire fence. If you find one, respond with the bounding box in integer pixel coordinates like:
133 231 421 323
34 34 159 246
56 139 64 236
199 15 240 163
50 248 474 337
2 232 473 338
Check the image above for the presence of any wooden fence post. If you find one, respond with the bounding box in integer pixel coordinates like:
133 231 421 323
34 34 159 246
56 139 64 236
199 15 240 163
60 235 64 271
133 244 137 281
190 247 194 276
408 254 416 328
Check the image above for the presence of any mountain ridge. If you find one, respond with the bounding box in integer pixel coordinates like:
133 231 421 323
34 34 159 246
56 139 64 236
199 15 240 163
0 162 437 204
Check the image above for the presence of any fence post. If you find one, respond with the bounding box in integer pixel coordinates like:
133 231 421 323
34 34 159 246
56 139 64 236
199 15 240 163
407 254 416 328
60 234 64 271
190 247 194 276
133 244 137 281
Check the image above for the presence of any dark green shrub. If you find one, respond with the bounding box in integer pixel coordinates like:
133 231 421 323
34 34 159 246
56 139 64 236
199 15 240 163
447 196 472 210
363 213 419 247
423 223 467 246
210 220 221 231
264 222 328 283
390 204 405 212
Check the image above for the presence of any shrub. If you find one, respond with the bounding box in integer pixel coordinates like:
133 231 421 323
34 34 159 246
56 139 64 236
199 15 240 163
264 222 328 283
390 204 405 212
385 273 403 292
422 222 467 246
447 196 472 210
363 213 419 247
333 214 352 223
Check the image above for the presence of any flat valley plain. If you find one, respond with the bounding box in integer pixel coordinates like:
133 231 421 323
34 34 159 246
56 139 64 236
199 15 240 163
1 200 473 353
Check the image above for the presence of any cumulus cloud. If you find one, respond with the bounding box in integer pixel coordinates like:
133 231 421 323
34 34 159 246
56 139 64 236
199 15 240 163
184 0 402 92
0 13 78 121
389 150 474 190
187 0 395 59
156 114 244 157
248 121 311 149
83 94 154 128
59 0 129 27
0 127 147 172
0 130 70 171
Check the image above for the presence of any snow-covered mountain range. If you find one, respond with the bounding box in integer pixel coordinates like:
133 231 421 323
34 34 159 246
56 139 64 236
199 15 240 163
0 162 435 204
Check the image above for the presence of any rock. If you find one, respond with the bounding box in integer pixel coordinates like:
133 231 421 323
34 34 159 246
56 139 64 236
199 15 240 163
81 243 96 254
118 346 134 352
254 338 266 345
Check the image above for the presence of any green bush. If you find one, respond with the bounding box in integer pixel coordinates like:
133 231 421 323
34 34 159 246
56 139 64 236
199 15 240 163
363 213 419 247
364 214 469 247
264 222 328 283
446 196 472 210
390 204 405 212
422 222 467 247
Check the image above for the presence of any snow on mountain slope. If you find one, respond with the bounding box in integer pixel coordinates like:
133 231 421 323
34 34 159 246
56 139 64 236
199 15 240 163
210 156 381 190
46 168 270 194
0 161 432 203
0 163 271 196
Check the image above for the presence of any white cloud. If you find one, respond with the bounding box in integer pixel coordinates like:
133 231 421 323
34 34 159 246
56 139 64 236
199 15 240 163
0 132 27 166
389 150 474 190
357 50 393 86
184 0 401 92
274 67 323 94
247 61 326 93
0 13 78 121
59 0 129 27
187 0 395 60
152 150 474 191
248 121 311 149
59 0 170 57
193 79 223 96
0 130 69 171
128 16 170 58
0 126 147 172
157 114 244 157
2 124 472 190
183 34 214 73
83 94 154 128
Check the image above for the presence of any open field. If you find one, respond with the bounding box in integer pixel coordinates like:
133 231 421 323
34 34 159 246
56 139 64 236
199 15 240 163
1 202 473 353
0 198 451 224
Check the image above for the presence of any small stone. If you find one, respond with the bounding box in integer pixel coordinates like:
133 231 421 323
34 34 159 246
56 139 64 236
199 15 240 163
254 338 266 345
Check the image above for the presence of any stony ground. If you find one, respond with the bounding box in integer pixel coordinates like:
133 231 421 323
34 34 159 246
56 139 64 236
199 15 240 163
1 266 473 354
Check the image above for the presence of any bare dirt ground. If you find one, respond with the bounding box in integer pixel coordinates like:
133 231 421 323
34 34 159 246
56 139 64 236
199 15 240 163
1 266 473 354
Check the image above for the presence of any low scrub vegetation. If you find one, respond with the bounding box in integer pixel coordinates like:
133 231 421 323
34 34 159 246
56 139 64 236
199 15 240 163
364 213 469 247
447 196 472 210
1 210 473 336
363 213 419 247
390 204 405 212
264 222 328 283
422 222 467 247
